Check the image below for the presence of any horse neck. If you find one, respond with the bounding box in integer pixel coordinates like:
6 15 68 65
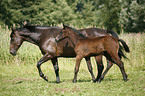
21 31 41 45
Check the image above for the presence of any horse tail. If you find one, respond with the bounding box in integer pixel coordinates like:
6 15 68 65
118 39 130 53
107 30 119 38
107 30 128 58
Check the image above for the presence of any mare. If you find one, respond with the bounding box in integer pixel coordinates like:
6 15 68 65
55 25 130 82
10 25 128 83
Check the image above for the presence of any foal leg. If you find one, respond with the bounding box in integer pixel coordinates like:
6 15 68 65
117 61 128 81
51 57 60 83
108 52 128 81
85 57 95 82
97 60 113 83
37 53 54 82
94 55 104 82
73 56 82 83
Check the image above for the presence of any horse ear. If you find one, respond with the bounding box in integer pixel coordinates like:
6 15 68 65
63 24 66 27
63 24 68 28
12 28 14 31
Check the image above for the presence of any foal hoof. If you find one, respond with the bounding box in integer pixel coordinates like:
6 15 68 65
92 79 96 83
124 78 129 82
56 80 60 83
97 78 104 83
73 79 77 83
56 77 60 83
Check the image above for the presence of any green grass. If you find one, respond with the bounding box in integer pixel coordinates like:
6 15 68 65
0 27 145 96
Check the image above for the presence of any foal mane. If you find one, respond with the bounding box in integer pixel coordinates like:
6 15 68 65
64 25 87 39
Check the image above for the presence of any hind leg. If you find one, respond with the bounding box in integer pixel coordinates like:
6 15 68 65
117 61 128 81
107 52 128 81
97 60 113 83
85 57 95 82
73 55 82 83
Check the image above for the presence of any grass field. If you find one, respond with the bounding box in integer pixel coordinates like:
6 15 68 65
0 27 145 96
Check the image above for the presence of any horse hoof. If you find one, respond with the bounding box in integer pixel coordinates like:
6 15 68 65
56 77 60 83
56 80 60 83
43 76 48 82
96 79 102 83
97 81 101 83
92 79 96 83
73 79 77 83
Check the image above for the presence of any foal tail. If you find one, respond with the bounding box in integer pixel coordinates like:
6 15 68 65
118 39 130 53
107 30 129 58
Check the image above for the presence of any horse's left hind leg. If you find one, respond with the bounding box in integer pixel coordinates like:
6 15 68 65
85 57 95 82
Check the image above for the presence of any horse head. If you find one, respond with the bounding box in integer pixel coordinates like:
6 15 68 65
9 28 28 56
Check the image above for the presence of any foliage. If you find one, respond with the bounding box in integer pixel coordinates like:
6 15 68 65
119 0 145 32
0 0 144 33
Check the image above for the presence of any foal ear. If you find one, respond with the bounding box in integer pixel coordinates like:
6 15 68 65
63 24 68 28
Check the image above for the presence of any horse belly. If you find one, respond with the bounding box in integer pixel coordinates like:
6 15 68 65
60 47 76 57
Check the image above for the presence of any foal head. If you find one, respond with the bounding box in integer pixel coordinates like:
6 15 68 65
10 28 29 56
55 24 86 42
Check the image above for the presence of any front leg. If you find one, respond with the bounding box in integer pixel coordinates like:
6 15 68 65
51 57 60 83
73 56 82 83
37 53 53 82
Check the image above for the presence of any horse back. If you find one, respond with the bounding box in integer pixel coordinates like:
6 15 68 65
79 28 110 37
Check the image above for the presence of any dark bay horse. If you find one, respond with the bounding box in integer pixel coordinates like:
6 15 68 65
55 25 130 82
10 25 128 83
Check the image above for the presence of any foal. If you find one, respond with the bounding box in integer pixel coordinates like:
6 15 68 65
56 25 128 82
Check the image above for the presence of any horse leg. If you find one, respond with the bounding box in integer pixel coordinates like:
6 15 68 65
107 52 128 81
94 55 104 82
37 53 53 82
73 56 82 83
51 57 60 83
97 60 113 83
85 57 95 82
117 61 128 81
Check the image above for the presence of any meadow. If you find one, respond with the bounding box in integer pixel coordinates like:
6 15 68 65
0 26 145 96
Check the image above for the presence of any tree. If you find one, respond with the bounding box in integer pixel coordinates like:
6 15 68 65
119 0 145 32
96 0 121 33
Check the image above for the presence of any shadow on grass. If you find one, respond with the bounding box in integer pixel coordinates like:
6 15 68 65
48 79 92 83
100 78 124 82
6 77 124 84
47 78 123 83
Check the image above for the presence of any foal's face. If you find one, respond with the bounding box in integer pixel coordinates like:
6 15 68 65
55 28 69 42
10 29 24 56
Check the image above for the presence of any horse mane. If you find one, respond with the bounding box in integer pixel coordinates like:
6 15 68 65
23 25 61 32
64 25 87 38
